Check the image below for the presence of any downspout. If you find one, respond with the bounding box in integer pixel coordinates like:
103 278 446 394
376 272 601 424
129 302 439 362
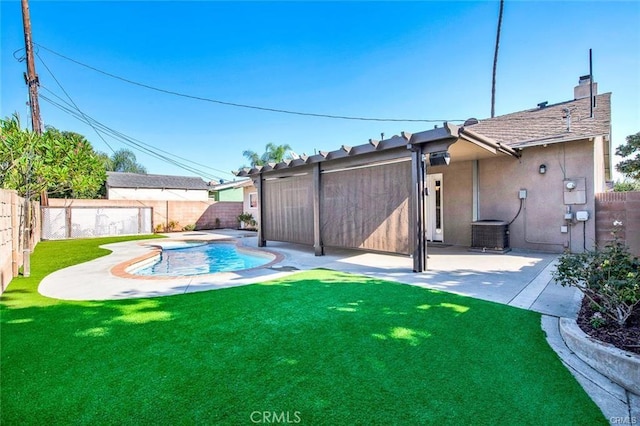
472 160 479 222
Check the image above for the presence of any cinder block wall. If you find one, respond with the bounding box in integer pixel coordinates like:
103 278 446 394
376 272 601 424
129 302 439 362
0 190 15 292
196 202 242 229
595 191 640 256
1 189 41 293
48 199 243 231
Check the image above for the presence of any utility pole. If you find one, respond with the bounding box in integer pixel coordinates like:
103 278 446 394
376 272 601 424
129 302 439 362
22 0 42 135
490 0 504 118
21 0 42 277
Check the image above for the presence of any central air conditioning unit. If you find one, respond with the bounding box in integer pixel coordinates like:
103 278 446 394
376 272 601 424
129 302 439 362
470 220 510 253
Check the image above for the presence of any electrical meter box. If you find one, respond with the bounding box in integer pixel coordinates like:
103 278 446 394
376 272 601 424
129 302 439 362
563 178 587 205
576 211 589 221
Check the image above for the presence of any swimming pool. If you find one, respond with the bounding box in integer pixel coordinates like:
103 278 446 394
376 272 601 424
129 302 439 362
131 241 275 277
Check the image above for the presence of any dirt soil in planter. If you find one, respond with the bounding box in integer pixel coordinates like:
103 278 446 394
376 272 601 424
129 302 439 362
577 298 640 355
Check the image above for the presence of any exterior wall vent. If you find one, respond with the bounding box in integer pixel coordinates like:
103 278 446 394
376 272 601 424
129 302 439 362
470 220 511 253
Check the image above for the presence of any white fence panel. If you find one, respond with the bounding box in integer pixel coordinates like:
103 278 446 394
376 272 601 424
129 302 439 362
42 207 153 240
42 208 67 240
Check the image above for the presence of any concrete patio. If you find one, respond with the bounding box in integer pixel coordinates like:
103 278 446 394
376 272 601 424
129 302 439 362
39 229 580 319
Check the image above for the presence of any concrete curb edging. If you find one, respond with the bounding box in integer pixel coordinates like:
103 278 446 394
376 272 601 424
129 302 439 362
559 317 640 396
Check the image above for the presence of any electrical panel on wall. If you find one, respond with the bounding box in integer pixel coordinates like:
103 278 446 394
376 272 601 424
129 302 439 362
563 177 587 205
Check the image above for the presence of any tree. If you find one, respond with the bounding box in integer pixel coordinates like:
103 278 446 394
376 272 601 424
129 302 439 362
1 114 106 199
616 132 640 181
106 148 147 174
243 143 293 167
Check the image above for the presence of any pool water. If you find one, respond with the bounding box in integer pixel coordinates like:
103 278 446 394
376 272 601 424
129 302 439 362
133 242 273 276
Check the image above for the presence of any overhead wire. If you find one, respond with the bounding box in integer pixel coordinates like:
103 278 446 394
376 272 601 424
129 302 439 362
34 52 234 179
19 44 582 182
33 43 465 123
40 95 226 181
15 46 261 180
33 51 237 181
36 50 117 154
39 91 232 181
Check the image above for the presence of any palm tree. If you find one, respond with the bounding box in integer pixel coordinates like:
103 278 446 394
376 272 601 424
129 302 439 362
243 143 293 167
242 150 262 167
108 149 147 174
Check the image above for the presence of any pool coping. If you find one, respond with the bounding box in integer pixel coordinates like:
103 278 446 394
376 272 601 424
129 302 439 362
111 238 284 280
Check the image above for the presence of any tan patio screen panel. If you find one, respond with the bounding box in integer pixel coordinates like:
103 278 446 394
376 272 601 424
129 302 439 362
262 172 314 245
321 159 411 254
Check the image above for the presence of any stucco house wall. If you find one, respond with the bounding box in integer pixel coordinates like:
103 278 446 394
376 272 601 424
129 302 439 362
235 83 610 262
592 135 608 194
214 187 244 202
479 139 596 253
428 160 474 247
243 185 260 227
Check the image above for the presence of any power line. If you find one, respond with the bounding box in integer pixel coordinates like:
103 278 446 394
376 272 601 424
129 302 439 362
33 43 465 123
39 91 234 181
36 51 117 154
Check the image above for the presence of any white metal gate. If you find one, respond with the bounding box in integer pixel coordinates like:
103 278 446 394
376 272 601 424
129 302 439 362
41 207 152 240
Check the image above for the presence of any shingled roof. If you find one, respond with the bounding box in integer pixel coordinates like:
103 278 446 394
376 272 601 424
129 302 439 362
106 172 209 190
465 92 611 148
235 90 611 178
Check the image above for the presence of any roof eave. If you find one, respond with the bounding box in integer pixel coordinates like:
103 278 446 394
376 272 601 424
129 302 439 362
459 127 521 158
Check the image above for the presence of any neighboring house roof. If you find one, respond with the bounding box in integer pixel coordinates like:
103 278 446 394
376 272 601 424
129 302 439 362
106 172 210 190
466 93 611 148
209 179 254 191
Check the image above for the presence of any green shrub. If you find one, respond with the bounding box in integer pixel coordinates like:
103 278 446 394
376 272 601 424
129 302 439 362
589 312 606 329
553 237 640 327
237 212 257 229
237 212 253 223
182 224 196 231
613 180 640 192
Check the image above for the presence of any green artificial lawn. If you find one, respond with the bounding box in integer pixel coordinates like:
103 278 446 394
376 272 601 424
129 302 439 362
1 237 606 425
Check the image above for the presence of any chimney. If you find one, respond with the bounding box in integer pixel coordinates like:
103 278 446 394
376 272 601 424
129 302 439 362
574 75 597 100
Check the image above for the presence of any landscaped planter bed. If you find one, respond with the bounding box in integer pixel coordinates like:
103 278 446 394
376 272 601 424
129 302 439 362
560 317 640 395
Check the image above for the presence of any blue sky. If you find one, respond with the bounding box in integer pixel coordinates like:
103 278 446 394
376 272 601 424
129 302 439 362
1 1 639 182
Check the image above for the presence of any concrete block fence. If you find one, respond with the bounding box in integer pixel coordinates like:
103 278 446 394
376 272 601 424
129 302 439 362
47 198 243 233
0 189 41 293
595 191 640 256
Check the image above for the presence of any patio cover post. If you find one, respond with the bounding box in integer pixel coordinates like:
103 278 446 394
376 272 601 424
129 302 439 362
313 163 324 256
256 172 266 247
411 145 427 272
409 124 460 272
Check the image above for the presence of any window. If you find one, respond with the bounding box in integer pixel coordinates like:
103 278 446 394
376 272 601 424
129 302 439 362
249 192 258 208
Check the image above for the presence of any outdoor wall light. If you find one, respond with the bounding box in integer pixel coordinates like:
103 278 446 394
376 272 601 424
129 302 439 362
429 151 451 166
539 164 547 174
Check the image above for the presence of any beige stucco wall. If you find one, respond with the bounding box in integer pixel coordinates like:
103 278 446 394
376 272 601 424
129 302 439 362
243 184 260 228
478 139 597 253
592 136 607 194
108 187 209 201
428 160 474 246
